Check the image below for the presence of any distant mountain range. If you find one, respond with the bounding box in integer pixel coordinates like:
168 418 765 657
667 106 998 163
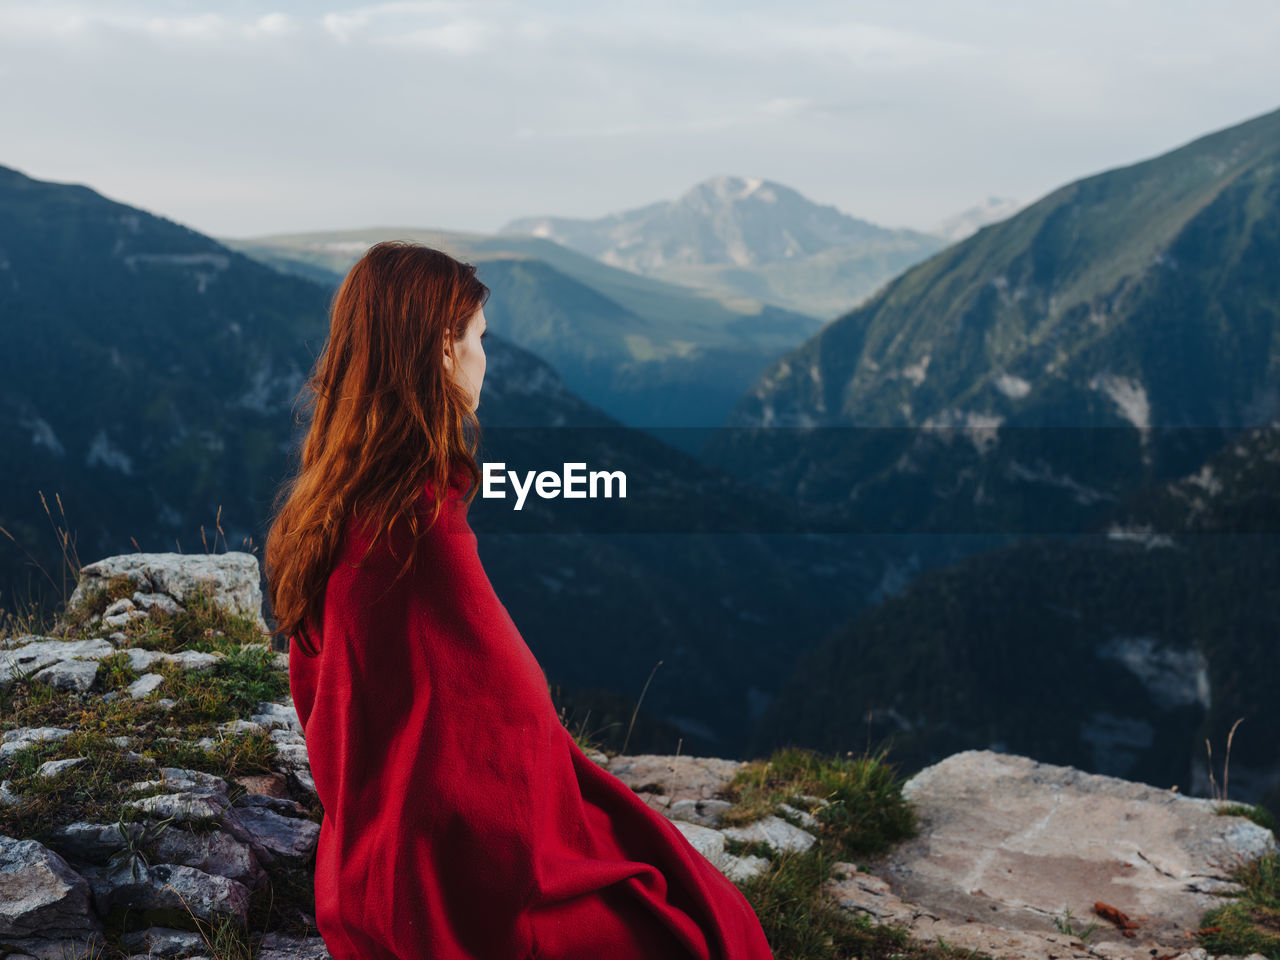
220 227 823 431
499 174 948 319
222 177 1003 428
701 103 1280 538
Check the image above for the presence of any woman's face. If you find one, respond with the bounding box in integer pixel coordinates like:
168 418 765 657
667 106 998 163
444 307 488 411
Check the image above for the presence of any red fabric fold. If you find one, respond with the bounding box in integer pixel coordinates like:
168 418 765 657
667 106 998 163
289 469 776 959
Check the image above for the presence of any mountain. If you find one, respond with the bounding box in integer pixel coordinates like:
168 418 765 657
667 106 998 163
933 195 1025 242
752 419 1280 815
221 228 823 431
701 104 1280 538
499 174 947 319
0 163 902 755
0 162 331 590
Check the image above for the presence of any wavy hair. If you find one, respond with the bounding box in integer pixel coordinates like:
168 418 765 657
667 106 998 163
264 240 489 657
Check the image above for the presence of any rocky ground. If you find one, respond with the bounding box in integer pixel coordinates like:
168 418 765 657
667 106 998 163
0 551 1276 960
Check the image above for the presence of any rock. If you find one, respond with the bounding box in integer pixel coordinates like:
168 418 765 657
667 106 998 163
270 726 304 745
603 754 745 817
79 859 251 924
118 926 209 957
161 650 222 672
287 763 316 796
670 820 728 865
225 803 320 863
1 780 24 806
103 608 149 629
233 772 289 798
122 750 156 766
46 821 147 862
67 552 268 632
0 936 111 960
132 591 184 616
0 726 75 761
124 790 229 823
150 824 264 887
46 814 236 885
720 815 816 854
667 798 734 827
669 821 771 883
123 648 165 672
31 658 101 692
232 793 308 817
271 732 314 792
126 672 165 698
722 852 771 883
104 597 136 617
866 749 1278 955
0 836 101 937
128 767 230 798
269 732 305 756
251 700 302 734
0 637 116 690
217 718 266 736
777 801 820 829
255 931 333 960
36 757 88 778
823 861 1090 960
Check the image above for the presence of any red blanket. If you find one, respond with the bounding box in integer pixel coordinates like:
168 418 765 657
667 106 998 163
289 466 776 959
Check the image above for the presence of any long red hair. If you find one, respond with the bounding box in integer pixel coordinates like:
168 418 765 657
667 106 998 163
264 240 489 657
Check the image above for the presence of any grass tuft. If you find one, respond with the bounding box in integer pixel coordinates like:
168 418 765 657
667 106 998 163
721 745 986 960
721 745 918 859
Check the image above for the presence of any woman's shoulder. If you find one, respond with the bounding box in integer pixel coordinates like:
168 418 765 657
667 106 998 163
336 473 470 560
415 464 472 526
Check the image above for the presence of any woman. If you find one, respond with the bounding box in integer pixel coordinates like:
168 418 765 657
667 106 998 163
264 241 775 960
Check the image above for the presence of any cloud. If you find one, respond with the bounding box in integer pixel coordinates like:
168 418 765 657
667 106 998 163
758 97 812 118
0 5 300 45
730 18 978 67
321 0 496 51
0 0 1275 239
380 20 492 53
512 97 817 141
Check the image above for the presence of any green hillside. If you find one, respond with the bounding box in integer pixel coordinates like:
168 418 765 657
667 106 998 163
704 104 1280 535
0 163 332 582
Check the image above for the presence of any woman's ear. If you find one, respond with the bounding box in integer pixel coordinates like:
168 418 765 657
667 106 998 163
442 334 454 374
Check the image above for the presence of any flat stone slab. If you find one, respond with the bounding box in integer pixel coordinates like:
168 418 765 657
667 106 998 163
859 750 1276 957
825 863 1102 960
603 753 747 815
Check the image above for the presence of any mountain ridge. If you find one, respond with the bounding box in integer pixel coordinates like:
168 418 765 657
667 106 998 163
498 173 948 318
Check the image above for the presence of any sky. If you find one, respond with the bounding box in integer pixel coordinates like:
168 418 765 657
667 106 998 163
2 0 1279 240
